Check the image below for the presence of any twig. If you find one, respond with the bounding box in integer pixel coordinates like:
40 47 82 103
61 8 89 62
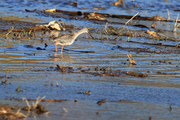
103 22 108 34
34 96 46 108
44 100 53 108
127 54 136 65
167 9 170 20
96 110 101 114
124 12 139 26
6 26 14 37
33 96 40 109
119 12 139 33
5 71 9 80
14 101 23 107
28 30 32 36
44 111 50 116
22 98 31 110
15 108 27 118
63 107 68 113
2 70 9 83
56 82 59 87
95 7 103 13
157 33 166 37
173 14 179 32
127 54 131 63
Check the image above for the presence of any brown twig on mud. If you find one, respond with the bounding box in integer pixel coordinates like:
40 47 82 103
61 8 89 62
119 12 139 33
127 54 136 65
173 14 179 32
6 26 14 37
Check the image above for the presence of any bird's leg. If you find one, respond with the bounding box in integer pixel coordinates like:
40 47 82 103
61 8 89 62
54 52 57 58
55 41 58 52
61 46 63 54
60 46 64 57
54 41 57 58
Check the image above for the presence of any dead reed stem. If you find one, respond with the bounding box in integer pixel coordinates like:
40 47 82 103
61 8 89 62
173 14 179 32
167 9 170 20
5 71 9 81
6 26 14 37
103 22 108 34
44 100 53 108
119 12 139 33
34 96 46 109
63 107 68 113
22 98 31 110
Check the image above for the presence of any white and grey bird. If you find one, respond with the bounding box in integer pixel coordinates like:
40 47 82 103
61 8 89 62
50 27 94 54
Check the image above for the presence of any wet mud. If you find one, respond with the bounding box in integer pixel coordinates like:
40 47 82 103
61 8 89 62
1 0 180 119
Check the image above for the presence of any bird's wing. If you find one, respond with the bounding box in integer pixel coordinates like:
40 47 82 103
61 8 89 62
50 33 74 45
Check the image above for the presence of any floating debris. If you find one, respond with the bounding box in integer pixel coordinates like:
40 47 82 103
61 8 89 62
47 20 66 31
146 30 158 38
44 8 56 13
126 71 148 77
72 2 77 7
151 24 156 29
151 15 167 21
133 24 149 29
25 9 37 12
74 99 78 102
111 0 124 6
97 99 106 105
77 91 91 95
86 12 106 21
16 86 22 92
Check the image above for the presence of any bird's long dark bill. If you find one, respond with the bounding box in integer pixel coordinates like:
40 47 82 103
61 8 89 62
87 32 95 39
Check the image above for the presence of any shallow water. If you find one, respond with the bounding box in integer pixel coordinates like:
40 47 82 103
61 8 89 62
1 0 180 120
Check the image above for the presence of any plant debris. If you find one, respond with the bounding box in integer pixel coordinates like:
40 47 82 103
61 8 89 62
0 106 26 120
22 96 50 114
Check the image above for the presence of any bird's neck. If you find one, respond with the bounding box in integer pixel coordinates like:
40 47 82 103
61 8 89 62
74 29 86 39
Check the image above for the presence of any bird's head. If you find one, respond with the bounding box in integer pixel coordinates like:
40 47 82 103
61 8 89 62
83 27 94 39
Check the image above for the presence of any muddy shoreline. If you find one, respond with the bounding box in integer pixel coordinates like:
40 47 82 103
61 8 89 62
1 4 180 119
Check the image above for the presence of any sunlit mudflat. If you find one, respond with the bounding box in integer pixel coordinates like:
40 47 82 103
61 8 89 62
0 0 180 119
